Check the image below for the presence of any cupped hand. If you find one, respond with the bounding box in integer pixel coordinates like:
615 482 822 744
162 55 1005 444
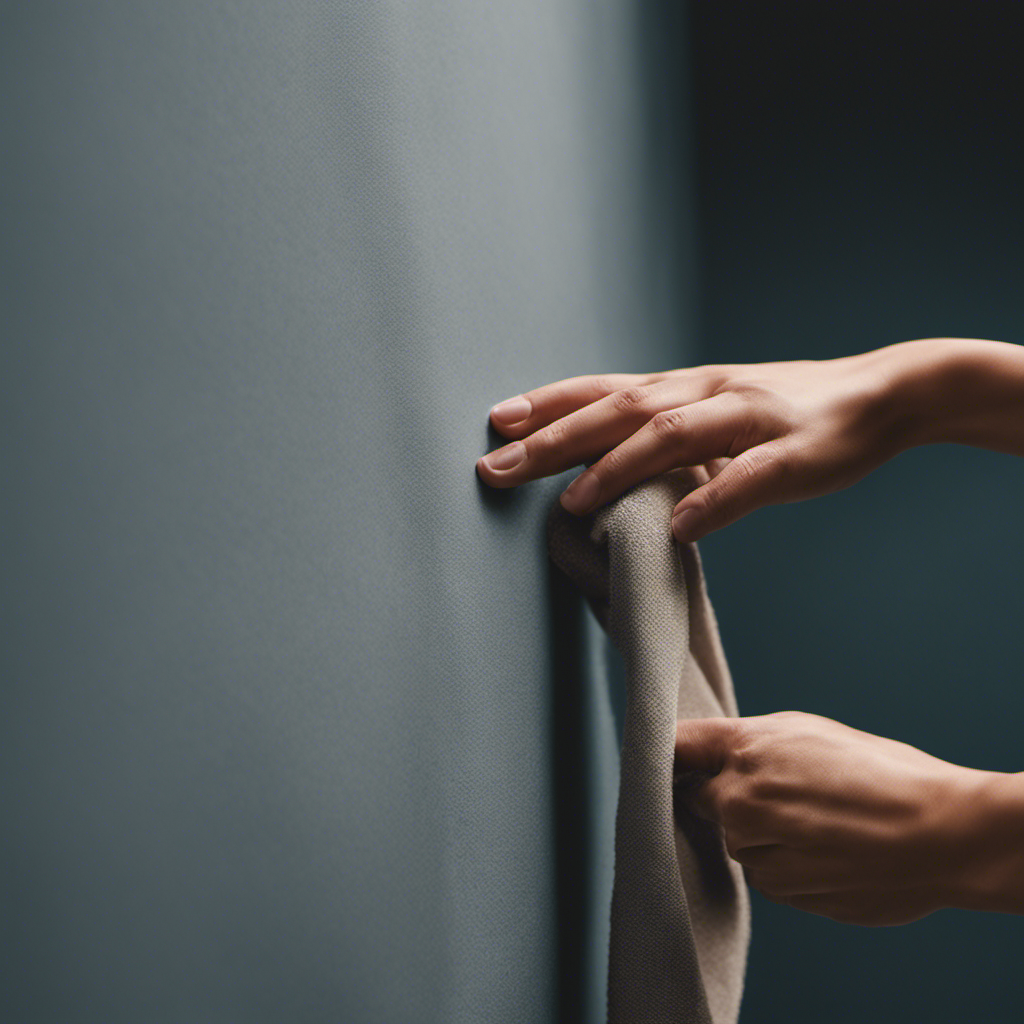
674 711 993 926
476 351 909 540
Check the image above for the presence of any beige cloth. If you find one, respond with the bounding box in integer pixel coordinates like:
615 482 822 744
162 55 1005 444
547 468 750 1024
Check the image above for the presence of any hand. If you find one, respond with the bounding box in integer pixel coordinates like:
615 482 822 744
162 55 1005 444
475 351 908 541
674 711 997 926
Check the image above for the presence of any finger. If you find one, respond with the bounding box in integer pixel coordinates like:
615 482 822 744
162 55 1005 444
776 893 847 919
487 366 714 437
670 440 793 542
785 889 935 926
673 766 729 823
692 772 737 824
558 391 752 515
730 843 787 868
674 717 740 773
673 767 716 817
487 373 650 436
702 456 733 479
770 891 888 925
685 463 713 488
477 376 715 488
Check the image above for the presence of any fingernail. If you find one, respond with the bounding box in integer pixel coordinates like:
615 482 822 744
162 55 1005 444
672 508 699 541
490 395 532 425
482 442 526 471
560 472 599 515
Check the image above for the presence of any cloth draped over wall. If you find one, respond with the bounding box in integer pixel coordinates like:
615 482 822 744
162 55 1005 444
549 469 750 1024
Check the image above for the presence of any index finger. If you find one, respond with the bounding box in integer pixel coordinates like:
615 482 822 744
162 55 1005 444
675 772 727 824
488 371 661 436
674 717 741 772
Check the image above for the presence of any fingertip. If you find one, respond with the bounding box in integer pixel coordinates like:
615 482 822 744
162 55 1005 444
489 395 532 427
478 441 527 476
671 507 701 542
559 471 600 515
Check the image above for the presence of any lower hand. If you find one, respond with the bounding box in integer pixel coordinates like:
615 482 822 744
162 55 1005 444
674 710 999 926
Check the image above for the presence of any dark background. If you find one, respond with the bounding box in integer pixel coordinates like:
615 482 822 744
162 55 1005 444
687 3 1024 1021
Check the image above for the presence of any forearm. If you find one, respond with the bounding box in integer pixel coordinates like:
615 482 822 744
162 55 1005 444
866 337 1024 455
864 339 1024 909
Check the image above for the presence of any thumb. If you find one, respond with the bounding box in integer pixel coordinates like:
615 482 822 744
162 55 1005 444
672 441 790 542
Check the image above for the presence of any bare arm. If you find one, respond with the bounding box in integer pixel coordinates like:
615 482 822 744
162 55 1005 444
477 339 1024 925
883 337 1024 454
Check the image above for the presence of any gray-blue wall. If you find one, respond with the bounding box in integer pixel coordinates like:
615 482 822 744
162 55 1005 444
2 3 694 1021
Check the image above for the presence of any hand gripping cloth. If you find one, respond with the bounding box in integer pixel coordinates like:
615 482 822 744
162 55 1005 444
547 468 751 1024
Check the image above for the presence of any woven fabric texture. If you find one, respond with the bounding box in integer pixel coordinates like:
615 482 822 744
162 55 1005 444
548 468 750 1024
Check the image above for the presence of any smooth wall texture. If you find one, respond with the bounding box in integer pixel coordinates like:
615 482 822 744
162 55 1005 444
2 3 695 1022
688 5 1024 1022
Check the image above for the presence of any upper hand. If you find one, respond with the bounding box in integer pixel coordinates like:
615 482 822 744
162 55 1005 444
674 711 994 926
476 352 907 540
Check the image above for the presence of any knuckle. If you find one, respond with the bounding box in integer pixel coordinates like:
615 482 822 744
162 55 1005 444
650 408 687 439
731 745 760 775
767 444 794 481
770 709 806 723
595 444 629 479
700 778 727 821
746 773 779 801
537 415 570 451
732 443 790 495
591 374 622 397
746 775 789 808
717 787 747 825
719 380 787 422
735 445 775 484
699 364 735 391
720 380 770 403
611 385 650 415
524 425 565 467
728 716 751 743
764 710 816 740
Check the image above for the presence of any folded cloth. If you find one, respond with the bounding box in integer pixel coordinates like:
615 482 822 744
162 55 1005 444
547 468 750 1024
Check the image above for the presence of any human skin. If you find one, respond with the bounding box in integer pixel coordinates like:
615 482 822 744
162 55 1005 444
476 337 1024 924
673 711 1024 925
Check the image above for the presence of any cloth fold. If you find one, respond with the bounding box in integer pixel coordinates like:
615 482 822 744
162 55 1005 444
547 468 750 1024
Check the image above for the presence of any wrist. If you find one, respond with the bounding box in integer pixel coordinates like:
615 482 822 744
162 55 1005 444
857 338 976 451
940 768 1024 915
863 337 1024 453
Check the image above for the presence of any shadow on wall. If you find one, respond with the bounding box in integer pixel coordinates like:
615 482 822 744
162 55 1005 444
546 563 591 1024
546 537 628 1024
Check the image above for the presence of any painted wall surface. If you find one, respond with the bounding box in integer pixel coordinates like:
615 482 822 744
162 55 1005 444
2 3 694 1022
688 5 1024 1022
